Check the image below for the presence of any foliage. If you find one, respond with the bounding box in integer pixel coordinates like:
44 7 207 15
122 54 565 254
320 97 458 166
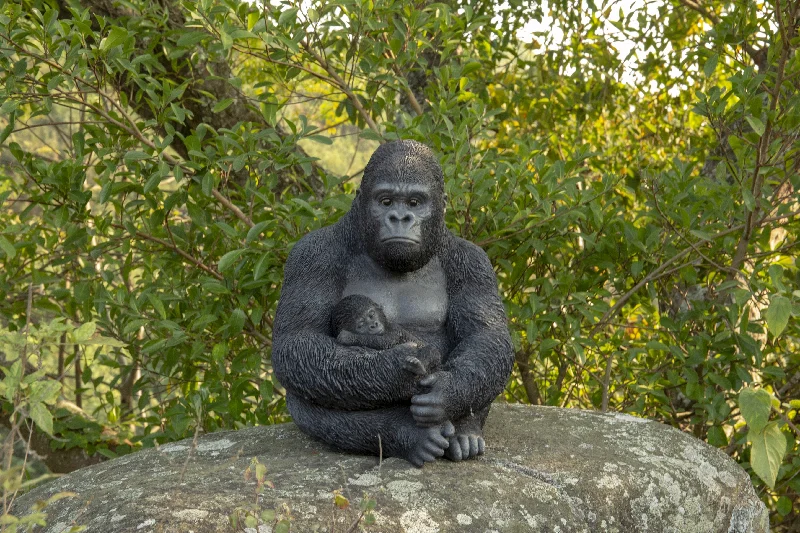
0 0 799 528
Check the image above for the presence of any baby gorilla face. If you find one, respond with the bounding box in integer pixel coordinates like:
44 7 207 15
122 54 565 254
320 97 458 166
354 306 386 335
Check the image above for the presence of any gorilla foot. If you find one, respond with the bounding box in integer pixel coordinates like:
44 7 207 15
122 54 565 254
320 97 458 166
405 421 455 467
444 432 485 461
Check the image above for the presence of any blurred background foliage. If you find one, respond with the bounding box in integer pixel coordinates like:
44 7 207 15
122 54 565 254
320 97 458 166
0 0 799 527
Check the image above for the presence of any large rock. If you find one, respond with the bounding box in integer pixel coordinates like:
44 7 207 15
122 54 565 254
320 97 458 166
12 403 768 532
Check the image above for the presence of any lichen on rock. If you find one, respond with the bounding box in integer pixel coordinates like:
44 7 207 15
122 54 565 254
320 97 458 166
11 403 768 532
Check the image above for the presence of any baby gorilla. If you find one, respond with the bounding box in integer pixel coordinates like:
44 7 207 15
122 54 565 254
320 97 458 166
331 295 439 376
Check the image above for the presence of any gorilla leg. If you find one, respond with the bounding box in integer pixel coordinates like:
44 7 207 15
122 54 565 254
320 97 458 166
287 393 454 467
444 404 490 462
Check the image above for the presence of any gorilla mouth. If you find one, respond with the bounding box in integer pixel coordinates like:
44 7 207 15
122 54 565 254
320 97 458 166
382 237 420 244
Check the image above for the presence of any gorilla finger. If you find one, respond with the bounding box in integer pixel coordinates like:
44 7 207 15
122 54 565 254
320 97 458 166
409 455 424 468
413 418 442 428
469 436 479 457
442 421 456 438
418 450 436 463
411 395 441 406
448 439 463 461
423 442 446 457
428 433 450 449
413 416 442 427
403 356 426 375
477 437 486 455
411 404 443 416
458 435 469 453
419 374 439 387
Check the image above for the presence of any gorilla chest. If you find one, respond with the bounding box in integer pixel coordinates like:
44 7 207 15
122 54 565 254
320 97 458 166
342 255 448 332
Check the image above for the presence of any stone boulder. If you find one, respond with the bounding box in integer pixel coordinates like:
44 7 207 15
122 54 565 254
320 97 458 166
12 403 768 532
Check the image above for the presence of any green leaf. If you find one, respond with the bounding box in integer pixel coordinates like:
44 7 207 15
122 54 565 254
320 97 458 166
765 295 791 337
749 421 787 488
147 294 167 320
220 29 233 51
124 151 149 163
274 521 290 533
29 402 54 435
30 381 61 405
0 235 16 259
703 54 718 78
739 387 771 433
0 112 14 144
3 361 22 401
707 426 728 447
228 308 246 333
72 322 97 343
246 221 270 244
745 116 765 137
742 189 755 211
306 134 332 145
689 229 713 241
219 249 246 272
253 252 270 281
334 493 349 509
201 173 214 196
100 26 129 51
143 173 163 194
82 335 126 347
462 60 481 76
278 7 299 25
777 496 792 516
212 98 234 113
360 129 383 141
177 31 207 47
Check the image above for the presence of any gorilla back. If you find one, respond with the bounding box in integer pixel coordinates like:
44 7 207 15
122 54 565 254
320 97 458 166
272 140 513 467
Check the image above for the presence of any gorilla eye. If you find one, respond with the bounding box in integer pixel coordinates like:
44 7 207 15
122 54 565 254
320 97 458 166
380 198 392 206
409 198 419 207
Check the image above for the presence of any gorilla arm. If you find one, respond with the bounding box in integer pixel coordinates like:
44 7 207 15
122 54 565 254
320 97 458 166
272 227 423 410
411 239 513 425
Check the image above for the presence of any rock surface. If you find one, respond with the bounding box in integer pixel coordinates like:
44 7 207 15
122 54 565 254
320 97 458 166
12 403 768 532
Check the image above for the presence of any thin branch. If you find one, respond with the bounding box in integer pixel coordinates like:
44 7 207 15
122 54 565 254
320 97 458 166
301 41 382 135
114 225 224 281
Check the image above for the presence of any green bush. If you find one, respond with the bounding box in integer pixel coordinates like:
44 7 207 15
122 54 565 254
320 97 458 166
0 0 798 527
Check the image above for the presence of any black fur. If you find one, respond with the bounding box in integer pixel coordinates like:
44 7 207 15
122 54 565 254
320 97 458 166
272 140 513 467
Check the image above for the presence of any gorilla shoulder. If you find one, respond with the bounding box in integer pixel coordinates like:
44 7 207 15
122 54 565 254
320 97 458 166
442 236 497 284
283 220 351 278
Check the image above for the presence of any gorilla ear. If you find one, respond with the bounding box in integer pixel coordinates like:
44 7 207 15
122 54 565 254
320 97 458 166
443 193 448 214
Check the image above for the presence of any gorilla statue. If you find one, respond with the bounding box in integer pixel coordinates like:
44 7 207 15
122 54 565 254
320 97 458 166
272 140 513 467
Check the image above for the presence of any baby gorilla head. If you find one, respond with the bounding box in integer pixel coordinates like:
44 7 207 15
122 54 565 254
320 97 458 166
331 295 388 337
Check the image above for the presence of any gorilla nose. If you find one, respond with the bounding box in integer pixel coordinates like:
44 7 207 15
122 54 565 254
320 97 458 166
387 210 414 225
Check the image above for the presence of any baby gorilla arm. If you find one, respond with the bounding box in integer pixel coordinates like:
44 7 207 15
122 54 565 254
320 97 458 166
336 328 408 350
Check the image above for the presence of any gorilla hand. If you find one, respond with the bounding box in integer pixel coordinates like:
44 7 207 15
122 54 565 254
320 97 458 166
403 356 427 376
405 421 455 467
411 371 452 427
387 343 440 377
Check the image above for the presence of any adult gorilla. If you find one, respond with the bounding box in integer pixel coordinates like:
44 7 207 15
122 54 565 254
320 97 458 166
272 140 513 466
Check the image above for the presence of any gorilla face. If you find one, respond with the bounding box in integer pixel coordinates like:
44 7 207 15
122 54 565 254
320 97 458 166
357 141 447 272
358 140 446 273
352 304 386 336
364 180 440 272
